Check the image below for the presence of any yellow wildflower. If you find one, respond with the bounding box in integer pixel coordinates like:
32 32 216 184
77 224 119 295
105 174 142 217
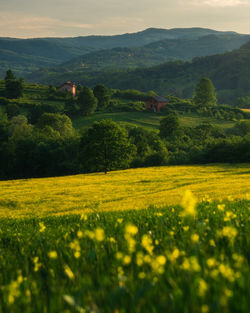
155 212 163 217
138 272 146 279
77 230 83 238
84 230 95 239
80 213 88 221
198 279 208 297
116 252 123 260
48 251 57 259
141 234 154 255
191 234 199 243
168 248 180 263
201 305 209 313
39 222 46 232
217 204 225 211
209 239 216 247
219 264 235 282
123 255 131 265
33 257 42 272
94 228 105 241
109 237 116 243
217 226 238 242
156 255 166 265
64 265 74 280
136 252 144 266
69 239 81 258
125 224 138 235
181 190 197 217
206 258 217 268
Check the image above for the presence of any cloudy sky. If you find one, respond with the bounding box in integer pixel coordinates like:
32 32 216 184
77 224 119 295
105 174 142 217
0 0 250 38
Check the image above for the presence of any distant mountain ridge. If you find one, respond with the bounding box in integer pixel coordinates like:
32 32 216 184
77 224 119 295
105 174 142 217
59 34 250 71
0 27 249 76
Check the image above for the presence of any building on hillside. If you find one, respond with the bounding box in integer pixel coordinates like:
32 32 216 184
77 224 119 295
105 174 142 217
60 81 76 97
146 96 168 112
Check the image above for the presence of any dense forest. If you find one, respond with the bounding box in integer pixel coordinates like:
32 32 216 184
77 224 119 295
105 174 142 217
0 73 249 180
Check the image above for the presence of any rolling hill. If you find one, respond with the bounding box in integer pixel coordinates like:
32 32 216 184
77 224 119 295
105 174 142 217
27 41 250 104
59 34 250 72
0 27 249 76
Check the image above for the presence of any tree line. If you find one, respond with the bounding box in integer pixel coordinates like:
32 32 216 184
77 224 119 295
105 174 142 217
0 72 249 180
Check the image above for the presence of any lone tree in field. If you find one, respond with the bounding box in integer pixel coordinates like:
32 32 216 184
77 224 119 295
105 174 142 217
77 86 97 116
193 77 217 107
80 120 135 174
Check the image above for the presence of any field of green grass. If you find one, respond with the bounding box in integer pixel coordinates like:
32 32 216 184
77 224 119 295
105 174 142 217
72 111 236 132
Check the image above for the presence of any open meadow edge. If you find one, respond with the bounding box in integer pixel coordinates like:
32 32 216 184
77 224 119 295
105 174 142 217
0 163 249 219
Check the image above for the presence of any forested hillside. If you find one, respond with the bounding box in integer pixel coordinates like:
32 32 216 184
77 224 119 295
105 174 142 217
57 34 250 72
0 27 248 76
28 41 250 104
0 78 250 180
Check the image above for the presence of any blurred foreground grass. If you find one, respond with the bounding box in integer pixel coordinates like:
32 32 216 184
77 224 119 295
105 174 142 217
0 199 249 313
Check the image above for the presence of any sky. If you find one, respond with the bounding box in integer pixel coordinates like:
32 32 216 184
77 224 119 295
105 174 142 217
0 0 250 38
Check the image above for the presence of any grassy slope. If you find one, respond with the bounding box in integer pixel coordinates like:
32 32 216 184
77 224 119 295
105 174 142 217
0 81 236 132
72 111 235 132
0 164 249 218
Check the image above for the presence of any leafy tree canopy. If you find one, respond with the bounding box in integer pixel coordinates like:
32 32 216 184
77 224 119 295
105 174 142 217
77 87 97 116
93 84 110 108
4 70 24 99
36 113 73 138
159 113 181 138
193 77 217 107
80 120 136 174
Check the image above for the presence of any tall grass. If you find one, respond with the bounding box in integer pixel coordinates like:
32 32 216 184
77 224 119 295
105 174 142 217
0 199 249 312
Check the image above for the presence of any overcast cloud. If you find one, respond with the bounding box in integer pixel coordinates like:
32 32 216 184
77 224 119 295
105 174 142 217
0 0 249 38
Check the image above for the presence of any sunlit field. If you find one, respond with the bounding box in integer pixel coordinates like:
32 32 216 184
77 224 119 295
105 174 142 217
0 199 249 312
0 164 250 312
0 164 249 218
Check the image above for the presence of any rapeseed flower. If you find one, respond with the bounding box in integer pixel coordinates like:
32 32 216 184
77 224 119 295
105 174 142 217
198 278 208 297
48 251 57 259
94 228 105 241
167 248 180 263
217 226 238 243
191 234 199 243
141 234 154 255
217 204 225 211
64 265 74 280
125 224 138 235
181 190 197 217
39 222 46 232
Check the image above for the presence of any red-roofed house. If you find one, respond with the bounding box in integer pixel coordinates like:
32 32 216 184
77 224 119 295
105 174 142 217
60 81 76 97
146 96 168 112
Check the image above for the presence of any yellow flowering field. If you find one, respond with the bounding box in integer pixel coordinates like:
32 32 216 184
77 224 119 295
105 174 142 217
0 164 249 218
0 198 249 312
